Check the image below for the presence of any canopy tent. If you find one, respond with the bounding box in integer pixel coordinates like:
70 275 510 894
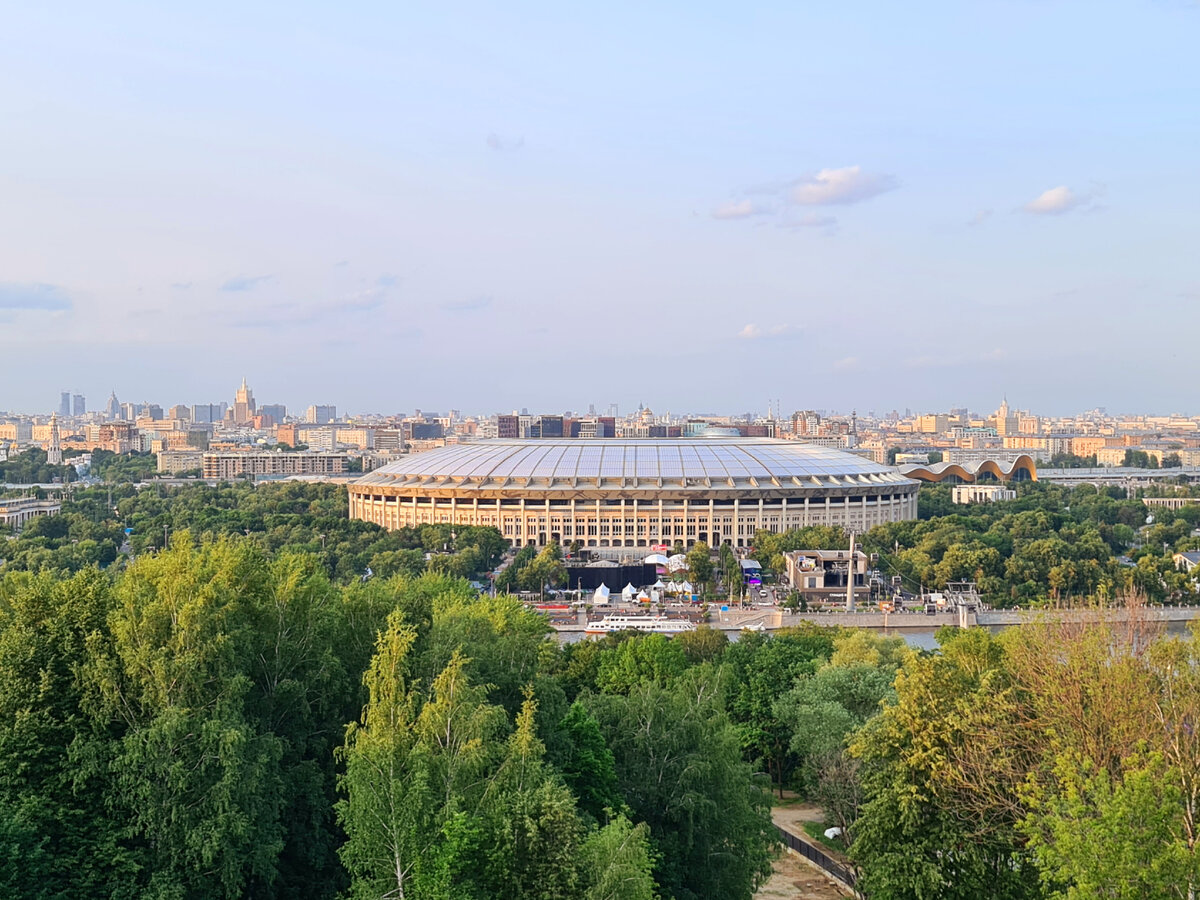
636 590 650 602
652 579 666 590
621 583 637 601
664 581 683 594
593 583 611 604
680 581 693 593
644 553 669 566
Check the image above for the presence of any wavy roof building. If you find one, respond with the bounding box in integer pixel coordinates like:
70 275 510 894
898 454 1037 483
349 438 919 549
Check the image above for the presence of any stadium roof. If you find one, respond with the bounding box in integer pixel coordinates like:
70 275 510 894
355 438 913 491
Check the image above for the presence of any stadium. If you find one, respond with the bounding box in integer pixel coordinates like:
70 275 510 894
348 438 919 549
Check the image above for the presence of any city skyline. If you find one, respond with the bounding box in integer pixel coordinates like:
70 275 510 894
0 380 1185 421
0 381 1190 427
2 2 1198 413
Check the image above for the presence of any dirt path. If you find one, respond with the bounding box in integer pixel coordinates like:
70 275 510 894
755 797 852 899
756 850 849 900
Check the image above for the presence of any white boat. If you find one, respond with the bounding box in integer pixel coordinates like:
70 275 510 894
584 614 697 636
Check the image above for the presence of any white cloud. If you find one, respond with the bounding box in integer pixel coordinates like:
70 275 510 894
713 165 895 231
789 166 898 206
1023 185 1098 215
967 209 993 226
712 199 763 220
738 323 799 340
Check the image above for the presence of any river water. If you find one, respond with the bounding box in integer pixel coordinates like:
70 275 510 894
555 620 1198 652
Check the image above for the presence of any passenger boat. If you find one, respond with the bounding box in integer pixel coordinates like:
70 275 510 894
584 614 697 636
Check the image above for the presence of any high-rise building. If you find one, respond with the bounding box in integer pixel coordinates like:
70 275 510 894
104 391 121 419
305 405 336 424
59 392 71 418
168 405 191 422
260 403 286 423
497 415 519 438
120 402 138 421
233 378 257 425
72 394 86 417
191 403 224 424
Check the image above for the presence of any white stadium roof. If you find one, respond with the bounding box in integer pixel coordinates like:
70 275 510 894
355 438 912 492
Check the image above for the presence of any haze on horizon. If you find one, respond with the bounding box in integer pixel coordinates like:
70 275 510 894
1 1 1197 418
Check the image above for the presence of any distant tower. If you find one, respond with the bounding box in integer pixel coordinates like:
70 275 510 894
233 377 256 425
59 392 71 418
72 393 86 417
105 391 120 419
47 414 63 465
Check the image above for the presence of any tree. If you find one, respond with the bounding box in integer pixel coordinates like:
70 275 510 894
595 633 689 694
1022 751 1192 899
723 626 836 796
675 625 728 664
578 814 657 900
552 702 622 823
588 667 775 900
849 629 1043 900
686 541 714 593
337 633 505 899
84 537 289 898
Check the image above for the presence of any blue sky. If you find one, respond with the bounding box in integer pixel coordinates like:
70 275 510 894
1 1 1197 417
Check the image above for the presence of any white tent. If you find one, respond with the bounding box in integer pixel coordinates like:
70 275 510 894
644 553 669 566
636 590 650 602
621 583 637 601
680 580 693 594
593 583 611 604
649 589 660 603
653 579 666 590
665 581 683 594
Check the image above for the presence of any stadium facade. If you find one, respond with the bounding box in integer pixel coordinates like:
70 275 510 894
348 438 919 549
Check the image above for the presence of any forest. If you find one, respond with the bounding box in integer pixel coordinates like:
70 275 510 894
7 478 1200 897
0 536 789 899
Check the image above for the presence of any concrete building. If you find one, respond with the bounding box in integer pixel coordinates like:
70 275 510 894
784 549 870 599
952 484 1017 503
0 496 62 529
157 449 205 474
305 405 337 425
201 451 349 479
349 438 919 548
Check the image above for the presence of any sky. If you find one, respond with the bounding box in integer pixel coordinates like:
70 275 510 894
1 0 1198 418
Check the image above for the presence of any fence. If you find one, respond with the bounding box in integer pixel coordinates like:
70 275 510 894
776 825 859 891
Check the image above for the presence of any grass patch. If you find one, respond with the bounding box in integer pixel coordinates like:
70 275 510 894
801 820 849 855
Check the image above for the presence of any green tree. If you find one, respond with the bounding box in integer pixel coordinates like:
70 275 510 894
337 632 505 899
552 701 622 823
579 814 658 900
588 666 775 900
685 541 714 593
595 633 688 694
849 629 1042 900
